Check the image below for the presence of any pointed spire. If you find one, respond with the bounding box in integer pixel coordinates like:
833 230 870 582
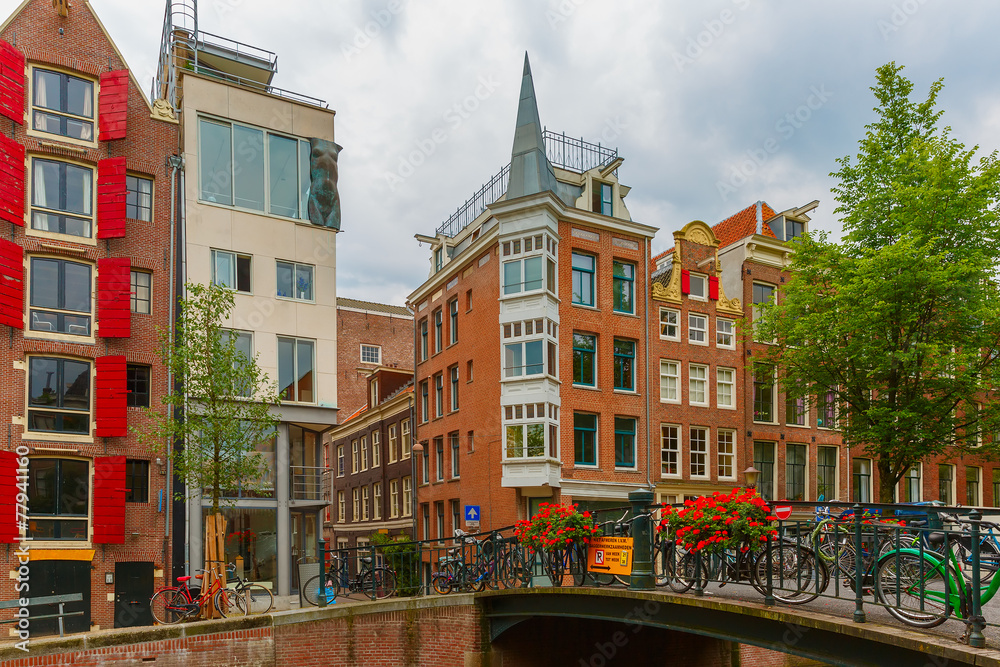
507 53 578 204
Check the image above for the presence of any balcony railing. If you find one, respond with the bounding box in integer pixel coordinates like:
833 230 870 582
291 466 328 502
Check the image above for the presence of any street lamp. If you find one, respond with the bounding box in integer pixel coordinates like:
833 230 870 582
411 441 424 539
744 466 760 491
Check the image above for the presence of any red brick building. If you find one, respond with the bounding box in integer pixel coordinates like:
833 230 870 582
0 0 177 633
407 56 657 546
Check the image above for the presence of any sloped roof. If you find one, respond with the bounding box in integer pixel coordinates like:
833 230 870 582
337 298 411 317
712 201 777 248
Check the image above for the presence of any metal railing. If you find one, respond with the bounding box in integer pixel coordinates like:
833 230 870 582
436 163 510 238
290 466 328 501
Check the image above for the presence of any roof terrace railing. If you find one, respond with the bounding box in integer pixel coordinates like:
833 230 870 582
435 131 619 238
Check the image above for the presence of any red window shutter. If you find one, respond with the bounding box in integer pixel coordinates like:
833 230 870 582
0 40 24 125
709 275 720 300
95 355 127 437
92 455 126 544
0 450 19 543
97 258 131 338
681 269 691 295
0 239 22 328
0 134 24 227
97 157 126 239
98 70 128 141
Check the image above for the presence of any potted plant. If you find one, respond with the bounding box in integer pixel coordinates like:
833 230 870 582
657 489 778 554
513 503 602 586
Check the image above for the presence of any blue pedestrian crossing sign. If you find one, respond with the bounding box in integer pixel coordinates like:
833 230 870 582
464 505 481 527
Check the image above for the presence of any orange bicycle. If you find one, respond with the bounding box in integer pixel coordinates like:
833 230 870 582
149 563 242 624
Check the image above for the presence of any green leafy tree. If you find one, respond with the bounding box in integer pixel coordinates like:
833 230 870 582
135 282 281 513
755 63 1000 503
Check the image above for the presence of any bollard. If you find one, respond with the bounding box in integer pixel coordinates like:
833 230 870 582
629 488 655 591
969 509 986 648
853 503 866 623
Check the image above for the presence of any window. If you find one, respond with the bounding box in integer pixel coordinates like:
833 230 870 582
352 488 361 521
337 491 345 522
452 500 460 534
27 357 90 435
690 427 708 478
126 175 152 221
716 318 734 348
853 458 872 503
786 444 806 501
593 181 612 215
504 340 544 378
465 289 472 311
661 425 679 476
434 309 443 353
436 502 445 538
277 336 314 403
613 261 634 314
401 420 411 459
707 431 730 482
434 374 444 417
337 445 345 476
361 486 369 521
573 334 596 386
659 308 679 340
574 413 597 466
785 218 804 241
614 417 636 468
388 426 397 464
786 393 806 426
939 464 954 505
420 381 429 422
753 363 775 422
27 458 89 539
752 282 776 339
421 504 429 540
450 432 460 477
688 313 707 344
754 443 775 501
994 470 1000 508
211 250 251 293
449 298 459 344
126 364 150 408
360 345 381 365
659 360 680 403
125 460 149 503
221 329 253 396
420 319 428 361
505 423 544 459
717 368 735 409
372 432 381 468
613 339 635 391
688 272 707 300
130 270 151 314
894 465 920 503
30 158 93 238
571 252 595 306
351 440 359 474
467 360 474 382
373 483 382 520
817 389 836 429
389 480 399 518
199 118 311 219
434 248 443 272
817 447 838 501
688 364 707 406
31 68 94 141
450 366 459 411
275 260 314 301
29 257 92 336
503 256 543 295
402 477 412 516
435 437 444 481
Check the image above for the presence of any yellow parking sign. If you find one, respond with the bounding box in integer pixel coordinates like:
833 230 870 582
586 536 634 576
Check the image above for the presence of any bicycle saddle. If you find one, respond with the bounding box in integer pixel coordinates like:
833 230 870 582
177 575 192 583
361 556 372 564
927 532 946 545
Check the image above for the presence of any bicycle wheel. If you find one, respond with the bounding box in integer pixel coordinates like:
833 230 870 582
214 588 244 618
361 567 397 599
150 588 189 625
669 551 704 593
431 573 453 595
302 574 334 607
958 536 1000 583
875 551 952 628
238 584 274 614
500 551 528 588
754 543 827 605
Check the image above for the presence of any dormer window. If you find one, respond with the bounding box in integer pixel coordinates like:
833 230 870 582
592 181 612 216
785 218 804 241
434 248 443 272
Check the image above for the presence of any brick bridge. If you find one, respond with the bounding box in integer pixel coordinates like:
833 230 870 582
1 588 997 667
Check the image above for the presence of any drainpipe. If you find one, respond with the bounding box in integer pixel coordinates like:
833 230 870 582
165 154 182 547
410 304 419 540
644 238 652 491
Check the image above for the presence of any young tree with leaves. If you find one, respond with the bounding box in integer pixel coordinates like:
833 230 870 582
755 63 1000 502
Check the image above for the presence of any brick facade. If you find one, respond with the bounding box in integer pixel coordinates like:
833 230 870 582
0 0 177 633
336 299 413 417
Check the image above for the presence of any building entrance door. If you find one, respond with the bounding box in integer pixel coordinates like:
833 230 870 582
290 510 319 591
114 561 154 628
28 560 90 635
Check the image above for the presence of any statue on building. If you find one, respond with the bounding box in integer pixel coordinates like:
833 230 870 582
307 138 343 230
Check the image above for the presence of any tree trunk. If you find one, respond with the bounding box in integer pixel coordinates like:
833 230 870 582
877 459 897 503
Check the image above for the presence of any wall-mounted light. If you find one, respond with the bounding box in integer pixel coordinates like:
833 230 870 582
105 572 114 585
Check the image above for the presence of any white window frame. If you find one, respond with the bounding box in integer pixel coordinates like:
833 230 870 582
361 486 370 521
402 476 412 516
351 440 359 474
372 431 381 468
659 360 680 404
275 260 314 302
28 66 97 147
352 487 359 521
360 344 381 365
689 426 709 479
717 367 735 409
716 317 735 349
388 425 398 463
661 424 680 478
389 480 399 518
360 436 368 471
689 363 708 407
337 444 345 477
211 249 252 294
659 307 680 341
688 272 707 301
717 429 736 480
688 313 708 345
373 482 382 520
337 491 345 522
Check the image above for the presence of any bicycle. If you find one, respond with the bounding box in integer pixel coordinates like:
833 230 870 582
150 564 240 624
225 568 274 615
302 553 397 604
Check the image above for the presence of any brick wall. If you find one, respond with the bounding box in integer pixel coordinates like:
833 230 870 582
336 306 413 416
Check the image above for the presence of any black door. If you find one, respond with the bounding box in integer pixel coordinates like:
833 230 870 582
27 560 90 636
114 562 154 628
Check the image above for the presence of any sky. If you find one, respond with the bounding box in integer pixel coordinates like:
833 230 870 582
8 0 1000 306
